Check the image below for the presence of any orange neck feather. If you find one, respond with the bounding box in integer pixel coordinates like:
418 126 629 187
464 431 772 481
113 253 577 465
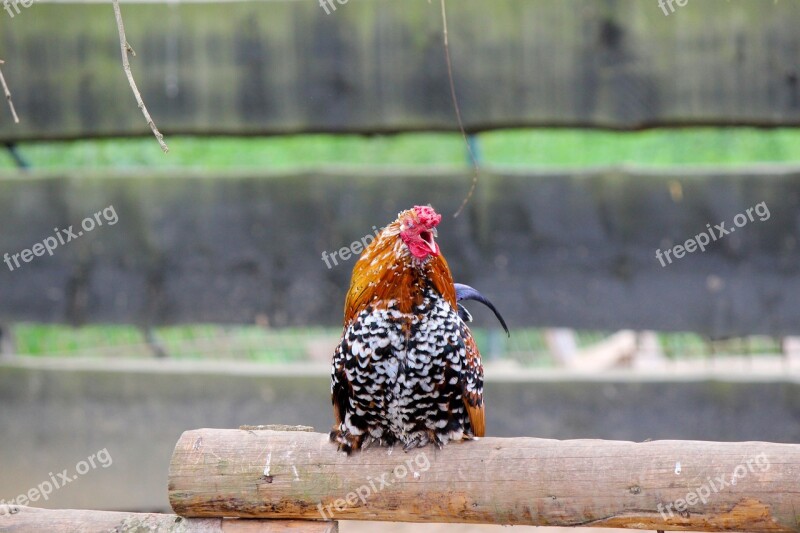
344 226 456 325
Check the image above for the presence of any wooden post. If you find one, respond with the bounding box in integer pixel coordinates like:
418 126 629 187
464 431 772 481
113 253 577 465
169 429 800 531
0 506 337 532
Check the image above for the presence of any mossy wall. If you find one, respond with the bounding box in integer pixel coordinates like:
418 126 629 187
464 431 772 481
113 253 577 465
1 0 799 140
0 167 798 336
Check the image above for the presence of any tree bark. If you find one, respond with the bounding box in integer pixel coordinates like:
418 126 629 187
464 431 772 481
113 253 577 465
169 429 800 532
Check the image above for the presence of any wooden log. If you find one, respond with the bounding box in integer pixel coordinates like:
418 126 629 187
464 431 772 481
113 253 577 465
169 429 800 531
0 506 337 532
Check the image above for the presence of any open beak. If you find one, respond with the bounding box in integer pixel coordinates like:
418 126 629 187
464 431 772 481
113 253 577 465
420 228 438 254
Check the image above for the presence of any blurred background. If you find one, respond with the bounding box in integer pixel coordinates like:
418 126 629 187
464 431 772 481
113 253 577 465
1 0 799 530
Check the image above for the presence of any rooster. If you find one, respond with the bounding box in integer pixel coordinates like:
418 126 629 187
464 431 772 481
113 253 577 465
330 205 506 453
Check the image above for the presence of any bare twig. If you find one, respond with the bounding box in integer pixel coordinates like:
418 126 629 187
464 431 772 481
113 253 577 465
0 60 20 124
440 0 477 218
111 0 169 153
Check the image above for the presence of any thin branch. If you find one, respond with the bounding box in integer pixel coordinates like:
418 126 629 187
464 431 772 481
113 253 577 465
0 60 20 124
112 0 169 153
440 0 477 218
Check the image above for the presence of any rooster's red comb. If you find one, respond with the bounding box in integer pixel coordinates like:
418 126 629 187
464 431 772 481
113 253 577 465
413 205 442 227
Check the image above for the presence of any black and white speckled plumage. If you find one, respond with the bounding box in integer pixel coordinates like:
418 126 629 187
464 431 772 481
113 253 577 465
331 281 481 452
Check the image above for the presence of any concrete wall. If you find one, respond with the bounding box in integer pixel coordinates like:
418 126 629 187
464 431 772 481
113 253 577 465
1 168 799 337
0 359 797 512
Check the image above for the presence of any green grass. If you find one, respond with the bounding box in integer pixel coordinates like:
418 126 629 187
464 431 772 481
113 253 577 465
4 128 800 171
12 323 332 363
10 323 783 366
13 324 144 357
480 128 800 167
1 134 466 170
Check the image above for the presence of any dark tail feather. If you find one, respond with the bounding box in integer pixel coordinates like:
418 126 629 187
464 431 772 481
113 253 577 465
454 283 510 337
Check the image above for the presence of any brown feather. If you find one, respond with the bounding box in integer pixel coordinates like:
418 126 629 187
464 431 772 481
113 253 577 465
462 329 485 437
465 403 485 437
333 398 343 426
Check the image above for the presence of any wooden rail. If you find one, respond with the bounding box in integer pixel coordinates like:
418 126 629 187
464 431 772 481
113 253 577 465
168 428 800 531
0 506 337 532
